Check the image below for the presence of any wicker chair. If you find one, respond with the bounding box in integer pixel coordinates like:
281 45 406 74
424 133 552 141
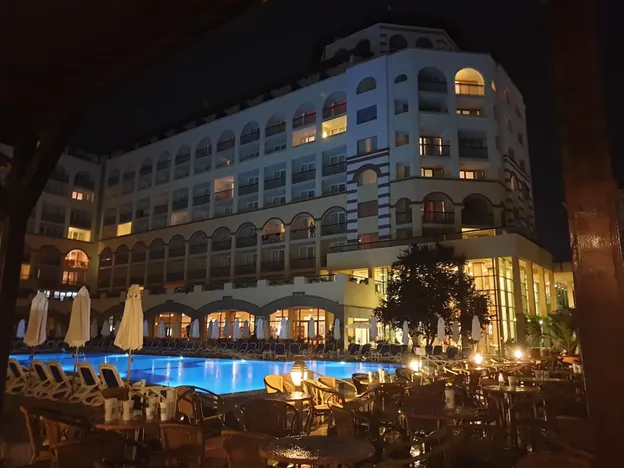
160 422 221 468
318 375 358 401
175 385 226 435
304 380 345 432
263 374 294 393
239 399 300 437
329 404 357 437
221 430 275 468
20 406 52 464
515 452 594 467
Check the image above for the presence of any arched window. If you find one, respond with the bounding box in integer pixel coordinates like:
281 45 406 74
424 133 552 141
396 198 412 225
189 231 208 255
292 102 316 128
65 249 89 269
240 121 260 145
212 227 231 252
510 175 518 192
174 145 191 180
99 247 113 268
131 242 147 263
50 165 69 183
422 193 454 224
415 37 434 49
454 68 485 96
323 92 347 119
149 239 166 261
321 207 347 235
115 245 129 265
394 74 407 84
195 138 212 174
418 67 447 93
333 48 349 61
168 235 186 258
262 219 285 244
462 194 493 226
356 77 376 94
389 34 408 52
156 152 171 185
358 169 378 186
107 169 120 187
236 222 257 248
138 158 153 190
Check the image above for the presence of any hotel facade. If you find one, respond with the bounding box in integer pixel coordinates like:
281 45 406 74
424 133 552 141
12 24 575 353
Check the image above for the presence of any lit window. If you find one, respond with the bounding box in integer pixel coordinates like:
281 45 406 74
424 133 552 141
170 212 189 226
421 168 444 178
358 201 378 218
357 136 378 155
20 264 31 280
358 169 378 186
460 170 485 180
117 222 132 237
67 227 91 242
72 190 94 202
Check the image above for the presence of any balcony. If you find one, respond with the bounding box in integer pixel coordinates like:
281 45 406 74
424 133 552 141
69 216 92 229
210 266 230 278
238 183 259 196
420 143 450 157
135 209 149 219
293 113 316 129
235 264 256 275
422 211 455 224
240 150 260 162
187 269 206 281
132 251 147 262
321 223 347 236
236 236 257 248
396 212 412 225
458 144 488 160
166 271 184 282
292 169 316 184
462 212 494 226
172 198 189 211
193 194 211 206
168 246 186 258
214 189 233 202
264 176 286 190
189 244 208 255
262 260 285 272
216 139 235 152
150 250 165 261
265 122 286 137
147 272 163 284
41 212 65 224
153 204 168 215
212 240 231 251
103 216 116 226
322 162 346 177
240 130 260 145
290 257 315 270
418 80 447 93
290 227 312 240
262 232 284 244
323 102 346 119
454 82 485 96
175 153 191 165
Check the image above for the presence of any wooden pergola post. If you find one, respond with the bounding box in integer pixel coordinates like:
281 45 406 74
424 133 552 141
550 0 624 463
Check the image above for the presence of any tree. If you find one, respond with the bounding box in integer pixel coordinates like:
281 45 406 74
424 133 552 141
525 308 578 355
373 244 490 346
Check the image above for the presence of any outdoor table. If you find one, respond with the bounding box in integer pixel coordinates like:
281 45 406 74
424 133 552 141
404 406 482 425
259 391 312 433
94 416 159 462
482 385 539 396
518 376 569 384
259 435 375 466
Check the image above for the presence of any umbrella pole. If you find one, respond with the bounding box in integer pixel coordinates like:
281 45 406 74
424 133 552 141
127 350 132 385
71 347 80 395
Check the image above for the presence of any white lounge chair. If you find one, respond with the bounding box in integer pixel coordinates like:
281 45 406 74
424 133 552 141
44 361 73 401
70 362 104 406
25 360 54 399
98 364 145 390
5 358 28 394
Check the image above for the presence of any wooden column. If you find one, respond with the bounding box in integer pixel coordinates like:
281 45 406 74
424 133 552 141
551 0 624 464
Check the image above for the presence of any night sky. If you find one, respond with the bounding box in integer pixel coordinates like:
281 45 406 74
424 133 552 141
68 0 619 261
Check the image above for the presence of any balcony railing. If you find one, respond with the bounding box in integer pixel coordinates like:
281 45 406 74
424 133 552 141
193 194 210 206
420 143 450 157
291 257 315 270
236 236 257 248
132 252 146 262
321 223 347 236
238 183 259 196
196 147 212 159
322 162 346 176
458 145 488 159
212 239 231 251
41 212 65 224
462 212 494 226
172 199 188 211
168 247 186 258
290 226 313 240
265 122 286 137
262 232 284 244
210 266 230 278
153 204 168 215
422 211 455 224
103 216 116 226
189 243 208 255
69 216 92 229
175 153 191 165
235 264 256 275
264 176 286 190
292 169 316 184
418 80 448 93
396 212 412 225
240 130 260 145
214 189 233 202
166 271 184 282
149 250 165 261
217 139 235 152
240 150 260 162
262 260 285 272
322 102 347 119
454 81 485 96
187 269 206 280
292 112 316 129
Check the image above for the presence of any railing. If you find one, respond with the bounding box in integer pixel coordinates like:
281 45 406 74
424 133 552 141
291 257 315 269
305 274 335 283
196 147 212 158
322 102 347 119
172 199 188 211
454 81 485 96
265 122 286 137
396 212 412 225
212 239 231 251
264 176 286 190
189 244 208 255
156 161 170 171
262 232 284 243
41 212 65 224
240 130 260 145
135 209 148 219
321 223 346 236
175 153 191 165
131 252 146 262
262 260 285 272
210 267 230 277
235 281 257 289
149 250 165 261
268 278 293 286
187 269 206 280
215 157 233 169
236 236 257 248
322 162 346 176
69 216 92 229
292 169 316 184
418 80 448 93
422 211 455 224
193 194 210 206
214 189 233 202
168 247 186 258
235 264 256 275
290 226 313 240
238 183 259 196
153 204 168 215
420 143 450 157
166 271 184 282
458 145 488 159
216 139 235 152
462 212 494 226
139 166 152 176
292 112 316 129
240 150 260 162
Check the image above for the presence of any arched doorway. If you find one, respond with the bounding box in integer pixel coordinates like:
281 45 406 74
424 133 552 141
153 312 192 338
268 308 334 341
204 311 255 339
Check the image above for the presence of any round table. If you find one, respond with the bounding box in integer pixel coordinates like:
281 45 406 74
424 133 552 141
260 435 375 465
482 385 539 395
518 376 569 384
405 406 482 421
259 392 313 433
94 416 159 431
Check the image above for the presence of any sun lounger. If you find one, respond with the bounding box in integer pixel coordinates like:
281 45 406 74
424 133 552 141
70 363 104 406
6 358 28 394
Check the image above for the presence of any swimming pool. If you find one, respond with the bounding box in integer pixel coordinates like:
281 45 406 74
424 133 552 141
11 353 398 394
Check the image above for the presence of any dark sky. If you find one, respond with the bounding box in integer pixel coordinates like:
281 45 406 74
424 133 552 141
69 0 619 261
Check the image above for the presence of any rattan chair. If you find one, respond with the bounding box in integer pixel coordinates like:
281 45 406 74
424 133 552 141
239 399 300 437
20 406 52 464
515 452 594 468
221 429 275 468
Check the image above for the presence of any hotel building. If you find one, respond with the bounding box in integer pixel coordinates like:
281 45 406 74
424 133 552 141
13 24 575 352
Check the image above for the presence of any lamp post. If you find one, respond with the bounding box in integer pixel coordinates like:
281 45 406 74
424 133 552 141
290 359 308 391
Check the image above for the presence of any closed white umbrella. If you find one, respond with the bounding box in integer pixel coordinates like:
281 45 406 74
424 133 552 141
143 320 149 337
190 319 200 339
65 286 91 348
333 318 341 341
212 320 220 340
113 320 121 336
101 322 111 337
223 319 232 338
471 316 481 342
233 319 241 340
264 318 270 340
308 317 315 339
157 321 166 338
436 317 445 343
207 320 213 340
452 321 460 344
369 316 377 342
402 320 410 345
256 318 264 340
114 284 144 383
242 320 250 339
16 319 26 339
279 318 288 340
24 291 48 348
90 320 98 339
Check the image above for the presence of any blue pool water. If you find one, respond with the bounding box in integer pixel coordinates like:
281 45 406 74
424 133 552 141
11 353 398 394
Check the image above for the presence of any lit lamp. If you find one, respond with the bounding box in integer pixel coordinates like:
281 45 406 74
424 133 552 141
290 359 308 391
514 348 524 361
473 352 484 366
409 358 423 373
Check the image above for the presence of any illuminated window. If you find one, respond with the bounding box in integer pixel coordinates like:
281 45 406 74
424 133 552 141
67 227 91 242
117 222 132 237
20 264 31 280
421 168 444 178
72 190 94 202
62 271 81 285
170 212 189 226
460 170 485 180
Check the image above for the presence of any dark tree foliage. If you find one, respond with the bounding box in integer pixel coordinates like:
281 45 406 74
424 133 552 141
374 244 490 345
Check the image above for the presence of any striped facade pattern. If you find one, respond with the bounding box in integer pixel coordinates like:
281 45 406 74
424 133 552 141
345 149 391 242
